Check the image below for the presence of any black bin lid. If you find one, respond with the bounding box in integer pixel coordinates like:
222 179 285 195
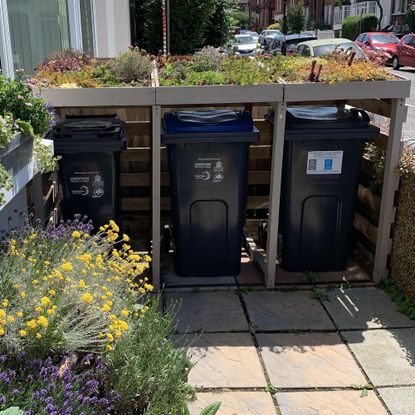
50 114 126 153
284 106 380 140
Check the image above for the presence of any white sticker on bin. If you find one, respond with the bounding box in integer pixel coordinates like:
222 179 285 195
306 151 343 175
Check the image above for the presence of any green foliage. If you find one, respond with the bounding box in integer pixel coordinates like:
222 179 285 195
0 114 14 148
363 143 385 193
0 163 12 206
186 71 226 85
110 48 154 84
199 402 222 415
0 75 52 136
382 278 415 319
104 300 195 415
342 14 378 41
287 2 306 34
192 47 221 72
268 22 281 30
205 0 231 47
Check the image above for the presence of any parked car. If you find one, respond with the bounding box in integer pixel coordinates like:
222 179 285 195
392 33 415 69
355 32 399 59
268 34 317 55
258 29 283 47
229 34 260 56
239 30 259 42
296 38 365 58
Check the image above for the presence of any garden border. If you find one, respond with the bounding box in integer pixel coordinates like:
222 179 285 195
41 77 411 290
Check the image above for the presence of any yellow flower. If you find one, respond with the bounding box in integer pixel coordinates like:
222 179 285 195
129 254 140 261
72 230 81 238
47 308 55 316
121 309 130 317
115 330 122 338
79 279 87 289
32 280 39 285
81 293 93 304
37 316 48 328
36 333 42 339
20 291 26 299
109 220 120 233
16 311 23 318
0 309 5 318
118 320 128 332
109 314 117 321
2 299 9 308
41 296 52 308
26 319 37 330
35 306 43 313
144 283 154 292
106 333 114 342
0 327 4 336
144 255 152 262
105 344 113 351
61 262 73 272
122 234 130 242
138 287 146 294
49 290 56 297
6 316 14 323
19 329 27 337
101 303 111 313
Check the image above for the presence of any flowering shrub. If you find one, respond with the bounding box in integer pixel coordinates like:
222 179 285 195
0 217 152 357
0 217 196 414
35 50 93 73
0 352 118 414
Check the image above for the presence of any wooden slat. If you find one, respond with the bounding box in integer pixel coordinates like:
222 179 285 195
126 121 151 136
120 170 271 187
121 195 269 211
121 145 271 162
357 184 381 213
347 99 392 118
353 212 378 245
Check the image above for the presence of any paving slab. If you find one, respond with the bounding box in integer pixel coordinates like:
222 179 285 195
243 290 335 331
257 332 367 388
236 258 264 286
188 392 277 415
378 386 415 415
343 328 415 386
276 390 388 415
176 333 267 388
164 272 236 287
166 291 248 333
322 287 415 329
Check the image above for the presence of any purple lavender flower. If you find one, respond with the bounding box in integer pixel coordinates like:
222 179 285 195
0 395 6 405
0 355 7 363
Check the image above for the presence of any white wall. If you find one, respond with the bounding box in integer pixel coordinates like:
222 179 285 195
93 0 130 57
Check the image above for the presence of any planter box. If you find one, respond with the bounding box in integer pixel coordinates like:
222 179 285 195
41 87 156 107
283 79 411 102
0 133 36 210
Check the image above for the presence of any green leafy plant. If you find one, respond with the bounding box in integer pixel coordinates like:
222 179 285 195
186 70 226 85
342 14 378 41
266 383 278 394
382 278 415 319
268 22 281 30
287 2 306 34
192 46 221 72
181 402 222 415
110 47 154 84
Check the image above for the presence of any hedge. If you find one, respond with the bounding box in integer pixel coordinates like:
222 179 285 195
390 145 415 301
342 14 378 40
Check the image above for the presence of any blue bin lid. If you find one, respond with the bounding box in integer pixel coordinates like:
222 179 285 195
163 110 254 134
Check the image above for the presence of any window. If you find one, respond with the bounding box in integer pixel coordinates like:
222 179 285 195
7 0 70 74
403 35 413 45
80 0 94 55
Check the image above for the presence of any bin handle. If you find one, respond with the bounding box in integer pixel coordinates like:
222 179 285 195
350 108 370 123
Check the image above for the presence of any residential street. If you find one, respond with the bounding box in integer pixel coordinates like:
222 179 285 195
392 68 415 140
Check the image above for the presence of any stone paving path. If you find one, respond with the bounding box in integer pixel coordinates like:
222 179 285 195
165 286 415 415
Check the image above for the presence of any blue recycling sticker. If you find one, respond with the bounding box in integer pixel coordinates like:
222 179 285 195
324 159 333 171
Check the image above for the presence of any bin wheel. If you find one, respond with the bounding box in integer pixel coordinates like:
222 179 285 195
392 56 400 70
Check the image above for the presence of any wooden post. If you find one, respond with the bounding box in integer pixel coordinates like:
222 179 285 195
373 98 407 283
152 105 161 290
265 102 287 289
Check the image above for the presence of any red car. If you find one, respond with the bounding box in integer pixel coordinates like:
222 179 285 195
392 33 415 69
355 32 399 58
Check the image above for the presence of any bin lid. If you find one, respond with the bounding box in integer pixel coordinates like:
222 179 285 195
50 114 126 153
163 110 254 134
282 107 380 140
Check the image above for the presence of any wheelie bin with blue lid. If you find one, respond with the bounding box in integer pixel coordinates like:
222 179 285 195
162 110 259 277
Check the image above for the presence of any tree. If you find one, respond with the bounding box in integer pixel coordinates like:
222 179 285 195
130 0 217 54
204 0 231 47
287 2 305 34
